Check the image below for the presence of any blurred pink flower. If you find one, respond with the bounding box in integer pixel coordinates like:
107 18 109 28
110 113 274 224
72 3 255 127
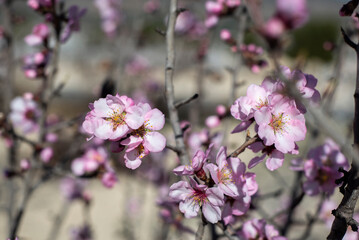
9 93 41 134
24 23 49 46
238 218 287 240
101 171 118 188
40 147 53 163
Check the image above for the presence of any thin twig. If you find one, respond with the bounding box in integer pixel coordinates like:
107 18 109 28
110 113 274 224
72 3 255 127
174 93 199 109
164 0 190 165
229 135 259 158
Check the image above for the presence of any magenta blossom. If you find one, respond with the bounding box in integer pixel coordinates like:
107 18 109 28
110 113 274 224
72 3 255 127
82 94 144 141
101 171 118 188
169 178 224 223
71 147 108 176
301 139 349 196
25 23 49 46
238 218 287 240
9 93 41 134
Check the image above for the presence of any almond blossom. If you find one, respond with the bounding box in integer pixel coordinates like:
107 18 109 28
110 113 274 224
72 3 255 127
82 94 144 141
61 5 87 43
237 218 287 240
254 94 306 154
169 178 224 223
206 146 239 197
9 93 41 134
300 139 349 196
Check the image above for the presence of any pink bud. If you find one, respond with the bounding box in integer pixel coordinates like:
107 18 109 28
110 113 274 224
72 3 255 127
205 115 221 128
206 1 223 14
40 147 53 163
20 159 31 171
46 133 58 143
216 105 226 116
220 29 232 41
101 171 118 188
205 15 219 28
263 17 285 39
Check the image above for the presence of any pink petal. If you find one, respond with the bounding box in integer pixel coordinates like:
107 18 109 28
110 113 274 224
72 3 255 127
266 151 285 171
145 108 165 130
93 98 113 118
143 131 166 152
248 154 266 169
179 199 200 218
169 181 192 200
202 202 222 223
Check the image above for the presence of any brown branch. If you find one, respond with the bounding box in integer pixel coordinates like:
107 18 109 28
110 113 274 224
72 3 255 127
164 0 190 165
228 135 259 158
327 28 359 240
174 93 198 109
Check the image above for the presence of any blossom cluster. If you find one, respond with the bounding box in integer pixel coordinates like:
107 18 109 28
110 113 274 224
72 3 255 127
23 2 86 79
205 0 241 28
260 0 308 41
169 146 257 224
94 0 122 38
237 218 287 240
82 94 166 170
220 29 267 73
291 139 349 196
231 66 320 170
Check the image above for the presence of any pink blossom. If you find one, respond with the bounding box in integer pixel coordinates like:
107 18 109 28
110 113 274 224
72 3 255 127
71 147 108 176
254 95 306 154
205 1 223 14
205 115 221 128
216 104 227 116
101 171 118 188
207 146 239 197
302 139 349 196
24 23 49 46
46 132 58 142
60 177 87 201
173 145 212 176
20 159 31 172
276 0 308 29
319 199 336 228
175 11 196 34
230 84 271 122
169 178 224 223
261 17 286 39
61 6 87 43
40 147 53 163
9 94 41 134
220 29 232 41
23 51 49 79
124 55 150 76
144 0 159 13
94 0 121 38
248 142 286 171
205 15 219 28
82 94 144 141
27 0 53 10
121 103 166 169
238 218 287 240
222 156 258 224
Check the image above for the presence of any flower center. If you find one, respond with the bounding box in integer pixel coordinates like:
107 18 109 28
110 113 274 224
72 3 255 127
269 112 288 134
217 165 233 183
255 98 268 110
25 109 36 120
106 110 126 130
190 190 207 206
